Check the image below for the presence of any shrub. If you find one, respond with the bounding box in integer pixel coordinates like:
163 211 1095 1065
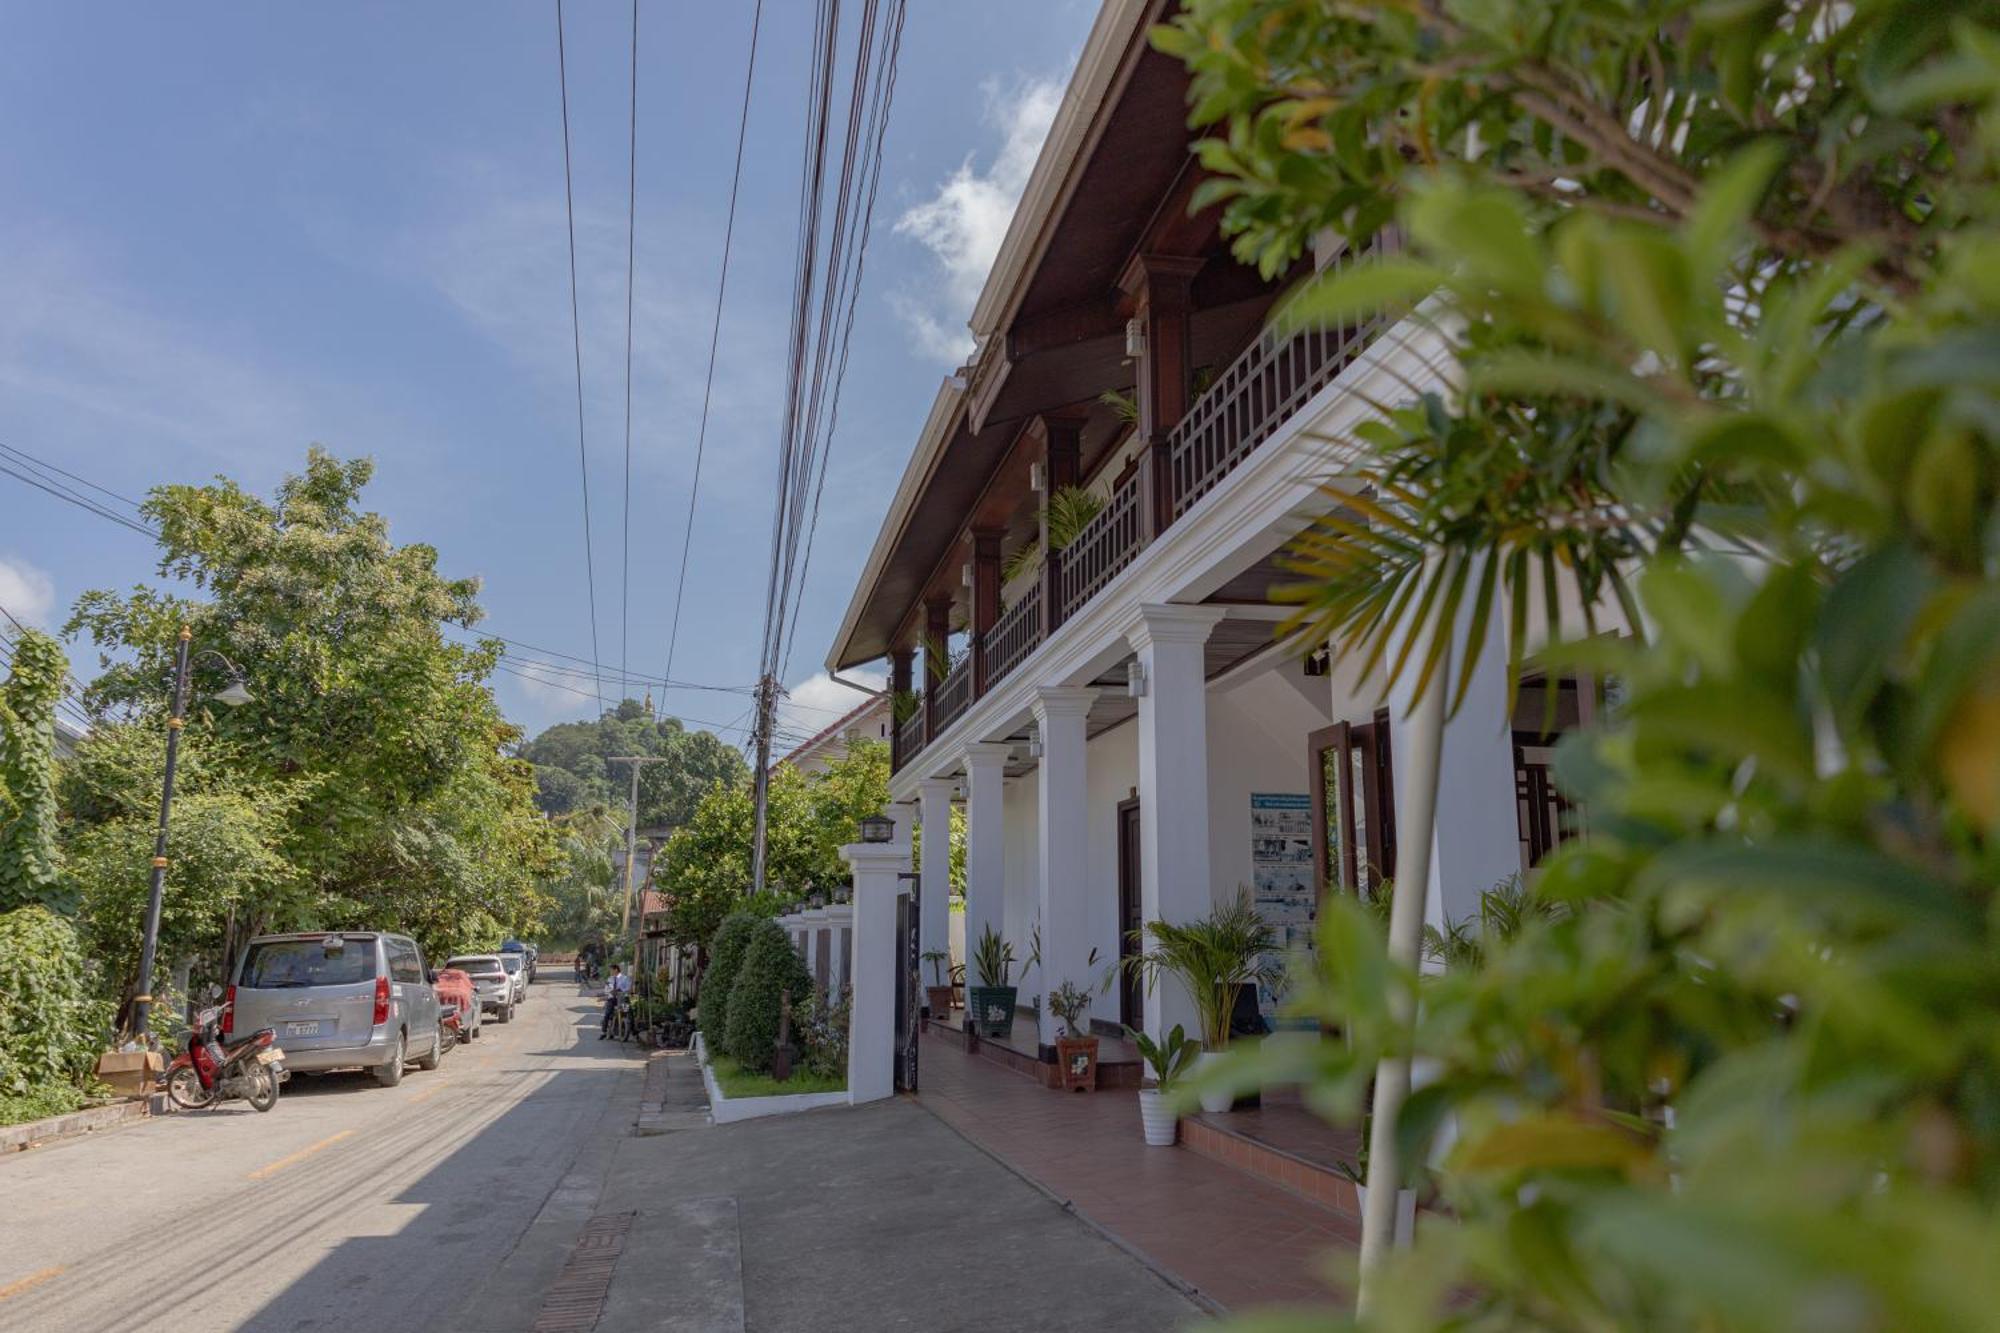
698 913 759 1042
798 985 850 1082
0 906 111 1094
723 919 815 1073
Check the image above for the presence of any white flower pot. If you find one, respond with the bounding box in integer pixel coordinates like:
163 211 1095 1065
1193 1050 1234 1115
1137 1088 1178 1146
1354 1184 1417 1246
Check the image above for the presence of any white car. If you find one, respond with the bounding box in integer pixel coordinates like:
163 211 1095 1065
444 954 517 1023
496 952 529 1005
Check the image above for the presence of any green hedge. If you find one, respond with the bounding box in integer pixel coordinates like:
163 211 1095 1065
0 906 110 1095
698 913 759 1044
724 919 816 1073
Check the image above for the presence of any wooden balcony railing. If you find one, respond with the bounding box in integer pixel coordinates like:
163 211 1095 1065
988 584 1041 690
1167 232 1395 522
895 710 925 767
933 658 973 736
1056 481 1142 622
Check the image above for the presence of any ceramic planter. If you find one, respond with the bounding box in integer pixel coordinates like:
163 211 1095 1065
1056 1035 1099 1092
925 985 955 1020
1137 1087 1178 1146
1192 1049 1234 1114
967 985 1017 1038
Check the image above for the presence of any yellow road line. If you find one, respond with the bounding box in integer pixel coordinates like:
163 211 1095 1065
409 1085 444 1104
246 1129 355 1181
0 1267 62 1301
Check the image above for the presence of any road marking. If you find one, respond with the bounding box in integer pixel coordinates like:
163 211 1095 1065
0 1267 62 1301
246 1129 355 1180
409 1085 445 1104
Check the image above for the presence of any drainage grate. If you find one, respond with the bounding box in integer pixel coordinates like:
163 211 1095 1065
530 1211 637 1333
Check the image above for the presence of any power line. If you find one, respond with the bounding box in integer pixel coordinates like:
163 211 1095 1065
661 0 765 685
619 0 639 707
555 0 609 721
0 461 156 539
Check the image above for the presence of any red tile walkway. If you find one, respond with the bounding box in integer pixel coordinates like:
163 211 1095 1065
915 1028 1360 1312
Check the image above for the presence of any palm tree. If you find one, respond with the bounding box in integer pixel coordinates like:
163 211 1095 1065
1117 890 1283 1050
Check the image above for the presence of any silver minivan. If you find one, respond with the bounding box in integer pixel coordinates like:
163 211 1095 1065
230 932 442 1087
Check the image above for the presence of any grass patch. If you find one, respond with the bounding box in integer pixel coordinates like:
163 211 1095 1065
708 1052 845 1099
0 1084 88 1128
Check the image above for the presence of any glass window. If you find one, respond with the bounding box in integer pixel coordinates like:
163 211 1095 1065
240 937 378 988
387 938 423 984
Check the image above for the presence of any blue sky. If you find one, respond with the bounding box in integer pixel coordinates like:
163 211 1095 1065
0 1 1095 752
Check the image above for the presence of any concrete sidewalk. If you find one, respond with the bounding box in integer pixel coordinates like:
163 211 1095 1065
496 1051 1205 1332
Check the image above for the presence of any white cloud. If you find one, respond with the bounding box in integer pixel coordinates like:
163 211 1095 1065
777 668 884 748
0 555 57 626
891 77 1063 363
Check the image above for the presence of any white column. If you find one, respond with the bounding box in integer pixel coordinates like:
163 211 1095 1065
961 742 1010 1027
824 904 854 995
1033 686 1098 1047
1130 604 1227 1042
841 838 910 1105
917 776 955 996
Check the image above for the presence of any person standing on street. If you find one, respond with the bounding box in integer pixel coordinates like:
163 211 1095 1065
600 962 631 1037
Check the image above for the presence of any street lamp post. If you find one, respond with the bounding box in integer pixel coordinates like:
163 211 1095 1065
133 626 251 1045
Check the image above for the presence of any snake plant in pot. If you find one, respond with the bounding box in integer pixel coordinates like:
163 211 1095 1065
1115 891 1281 1113
1126 1023 1199 1145
967 925 1016 1038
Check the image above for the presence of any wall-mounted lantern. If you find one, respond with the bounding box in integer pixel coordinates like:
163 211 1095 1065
858 812 896 844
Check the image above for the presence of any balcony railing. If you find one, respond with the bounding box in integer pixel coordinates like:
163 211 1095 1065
1167 233 1394 521
894 236 1400 775
895 710 925 766
988 583 1041 690
1056 481 1142 622
933 658 973 736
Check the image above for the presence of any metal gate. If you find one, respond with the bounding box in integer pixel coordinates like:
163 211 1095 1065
893 891 920 1092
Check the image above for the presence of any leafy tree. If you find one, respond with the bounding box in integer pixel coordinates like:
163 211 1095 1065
699 912 761 1037
539 802 624 950
0 906 111 1095
518 703 749 828
0 629 67 912
65 449 555 974
655 741 890 951
1161 0 2000 1325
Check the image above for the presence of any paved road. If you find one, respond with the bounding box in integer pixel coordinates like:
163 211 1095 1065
0 968 643 1333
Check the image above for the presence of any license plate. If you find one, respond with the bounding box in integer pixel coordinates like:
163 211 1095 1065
286 1021 321 1037
258 1048 286 1065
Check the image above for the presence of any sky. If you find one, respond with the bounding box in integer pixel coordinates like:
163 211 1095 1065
0 0 1097 754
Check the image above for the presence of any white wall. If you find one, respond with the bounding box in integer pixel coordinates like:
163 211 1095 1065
1206 661 1331 902
1082 722 1137 999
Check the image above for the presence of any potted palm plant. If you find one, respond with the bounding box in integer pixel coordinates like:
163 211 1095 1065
967 925 1017 1038
1125 1023 1199 1145
1047 980 1098 1092
920 949 954 1020
1116 890 1281 1114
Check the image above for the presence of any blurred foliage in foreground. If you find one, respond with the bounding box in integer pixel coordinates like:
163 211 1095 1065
1159 0 2000 1326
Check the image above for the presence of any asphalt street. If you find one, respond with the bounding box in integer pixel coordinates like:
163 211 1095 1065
0 968 644 1333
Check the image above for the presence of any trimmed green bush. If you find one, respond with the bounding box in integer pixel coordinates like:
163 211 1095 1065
698 913 759 1044
724 919 815 1073
0 906 111 1095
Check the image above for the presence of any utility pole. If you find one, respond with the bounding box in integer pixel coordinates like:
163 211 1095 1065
609 755 674 939
748 674 777 896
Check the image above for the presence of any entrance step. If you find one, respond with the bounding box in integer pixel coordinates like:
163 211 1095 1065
1178 1097 1364 1219
923 1015 1143 1090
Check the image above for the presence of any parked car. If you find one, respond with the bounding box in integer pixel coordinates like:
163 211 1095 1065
229 932 442 1087
496 952 528 1004
431 966 480 1042
501 938 538 982
445 954 516 1023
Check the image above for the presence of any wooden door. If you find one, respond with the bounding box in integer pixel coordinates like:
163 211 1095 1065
1309 713 1397 902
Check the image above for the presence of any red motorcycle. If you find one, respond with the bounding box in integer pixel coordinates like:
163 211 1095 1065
438 999 467 1055
161 1004 285 1112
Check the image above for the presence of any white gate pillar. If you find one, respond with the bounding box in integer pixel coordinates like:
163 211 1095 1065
1130 604 1226 1041
961 742 1011 1025
841 834 911 1105
1033 687 1098 1047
